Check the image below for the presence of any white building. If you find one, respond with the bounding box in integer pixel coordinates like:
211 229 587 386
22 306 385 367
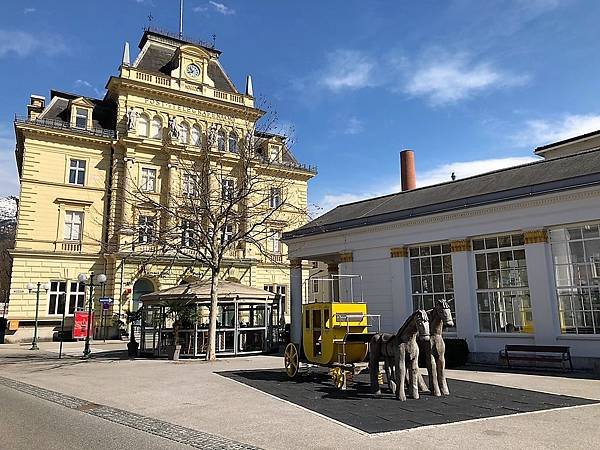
284 134 600 368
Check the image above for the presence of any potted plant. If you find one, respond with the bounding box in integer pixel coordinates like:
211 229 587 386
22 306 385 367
123 309 142 357
164 300 197 361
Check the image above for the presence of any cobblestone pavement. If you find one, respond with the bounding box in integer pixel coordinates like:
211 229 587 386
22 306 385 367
0 376 260 450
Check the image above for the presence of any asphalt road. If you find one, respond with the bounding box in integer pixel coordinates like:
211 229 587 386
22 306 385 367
0 385 191 450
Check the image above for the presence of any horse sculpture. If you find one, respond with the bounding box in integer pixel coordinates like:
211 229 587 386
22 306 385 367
369 310 430 401
417 299 454 396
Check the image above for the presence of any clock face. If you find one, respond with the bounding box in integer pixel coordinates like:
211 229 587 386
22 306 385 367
186 63 200 78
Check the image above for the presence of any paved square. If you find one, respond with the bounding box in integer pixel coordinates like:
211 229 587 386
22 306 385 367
221 368 599 433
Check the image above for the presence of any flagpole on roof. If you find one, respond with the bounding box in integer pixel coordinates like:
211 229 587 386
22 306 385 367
179 0 184 39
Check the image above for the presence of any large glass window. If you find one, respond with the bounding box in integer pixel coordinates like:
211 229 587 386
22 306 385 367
181 219 197 247
228 132 238 153
151 116 162 139
182 174 199 197
75 108 88 129
48 281 67 315
550 223 600 334
221 178 235 201
138 215 155 244
270 187 281 208
64 211 83 241
473 233 533 333
138 114 149 137
265 284 287 313
68 281 86 314
217 130 226 152
68 159 86 186
141 167 157 192
191 125 202 147
409 243 455 330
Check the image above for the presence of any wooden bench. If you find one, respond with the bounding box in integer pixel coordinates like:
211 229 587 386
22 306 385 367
499 345 573 371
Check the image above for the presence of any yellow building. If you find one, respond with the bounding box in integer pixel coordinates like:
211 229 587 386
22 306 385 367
6 28 315 343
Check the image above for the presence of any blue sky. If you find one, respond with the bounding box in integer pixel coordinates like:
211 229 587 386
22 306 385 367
2 0 600 215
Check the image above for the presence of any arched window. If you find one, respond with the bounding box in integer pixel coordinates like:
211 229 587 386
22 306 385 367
151 116 162 139
180 122 190 144
191 125 202 147
138 114 149 137
228 131 238 153
217 129 226 152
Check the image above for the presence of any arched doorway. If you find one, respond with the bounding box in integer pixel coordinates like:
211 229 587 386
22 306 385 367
133 278 155 312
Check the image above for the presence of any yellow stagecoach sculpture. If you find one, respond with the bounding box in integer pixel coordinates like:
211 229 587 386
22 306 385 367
284 275 380 389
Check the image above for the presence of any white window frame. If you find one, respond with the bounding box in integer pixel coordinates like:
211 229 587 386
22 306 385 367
141 167 157 193
138 215 155 244
68 281 86 314
228 132 238 153
64 211 83 241
183 174 199 197
74 108 89 129
191 125 202 147
48 281 68 315
180 123 190 144
138 114 149 137
223 223 234 244
217 130 226 152
222 178 235 201
68 159 86 186
268 229 282 254
550 223 600 335
265 284 287 312
473 233 532 334
181 219 197 247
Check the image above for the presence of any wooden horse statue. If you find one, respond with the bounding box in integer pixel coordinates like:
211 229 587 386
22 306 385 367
369 310 430 401
417 298 454 396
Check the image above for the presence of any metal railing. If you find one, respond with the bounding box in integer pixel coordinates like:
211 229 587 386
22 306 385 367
15 116 116 139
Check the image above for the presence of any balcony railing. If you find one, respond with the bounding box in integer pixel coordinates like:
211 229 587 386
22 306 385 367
15 116 116 139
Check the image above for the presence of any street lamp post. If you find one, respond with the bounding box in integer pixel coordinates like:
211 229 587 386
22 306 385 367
27 281 50 351
79 272 107 358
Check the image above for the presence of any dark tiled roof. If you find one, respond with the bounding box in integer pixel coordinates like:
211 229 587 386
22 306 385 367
135 43 237 93
535 129 600 152
284 150 600 239
39 90 116 130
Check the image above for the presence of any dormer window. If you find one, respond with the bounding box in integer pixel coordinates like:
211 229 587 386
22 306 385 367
75 108 89 129
269 145 281 162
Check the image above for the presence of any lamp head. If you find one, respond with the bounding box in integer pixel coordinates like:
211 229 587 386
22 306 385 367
42 283 50 291
26 282 34 293
97 274 107 284
78 273 88 283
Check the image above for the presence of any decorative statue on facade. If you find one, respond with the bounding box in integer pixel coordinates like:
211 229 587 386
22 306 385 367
126 107 138 131
369 310 430 401
420 298 454 396
168 115 179 140
208 124 218 147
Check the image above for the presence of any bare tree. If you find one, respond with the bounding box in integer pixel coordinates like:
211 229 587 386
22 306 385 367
111 102 312 360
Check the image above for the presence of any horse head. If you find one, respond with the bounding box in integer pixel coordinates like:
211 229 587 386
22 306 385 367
415 309 430 341
435 298 454 327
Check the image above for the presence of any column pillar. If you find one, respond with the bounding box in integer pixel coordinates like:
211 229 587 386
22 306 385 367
289 258 303 345
390 247 411 330
166 163 178 235
524 230 559 345
327 262 340 301
450 239 477 350
338 252 354 300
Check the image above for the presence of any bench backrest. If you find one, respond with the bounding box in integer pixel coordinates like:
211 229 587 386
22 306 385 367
505 344 570 353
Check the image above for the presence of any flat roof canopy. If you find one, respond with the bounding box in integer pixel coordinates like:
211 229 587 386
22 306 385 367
140 280 277 306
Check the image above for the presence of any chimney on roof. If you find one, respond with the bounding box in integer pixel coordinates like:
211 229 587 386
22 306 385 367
245 75 253 97
400 149 416 191
122 41 131 66
28 95 45 120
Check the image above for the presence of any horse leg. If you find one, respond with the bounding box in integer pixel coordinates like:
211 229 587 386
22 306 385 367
409 344 420 400
384 358 396 394
369 338 381 395
437 347 449 395
428 340 441 396
395 345 406 401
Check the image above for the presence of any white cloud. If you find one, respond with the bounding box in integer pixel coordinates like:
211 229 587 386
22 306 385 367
23 7 36 14
404 53 529 105
74 80 104 99
0 29 67 58
321 50 376 92
313 156 537 215
209 1 235 15
514 114 600 148
341 117 365 135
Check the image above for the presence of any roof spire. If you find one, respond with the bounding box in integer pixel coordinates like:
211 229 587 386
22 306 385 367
245 75 254 96
122 41 130 66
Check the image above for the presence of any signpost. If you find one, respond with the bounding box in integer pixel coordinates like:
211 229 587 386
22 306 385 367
99 297 114 341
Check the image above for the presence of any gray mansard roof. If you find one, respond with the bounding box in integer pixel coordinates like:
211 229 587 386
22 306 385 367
284 149 600 240
38 90 116 130
135 31 237 94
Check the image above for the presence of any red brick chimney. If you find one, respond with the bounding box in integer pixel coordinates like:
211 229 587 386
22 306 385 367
400 149 416 191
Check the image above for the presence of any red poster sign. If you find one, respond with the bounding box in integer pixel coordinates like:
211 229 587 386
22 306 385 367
73 312 94 339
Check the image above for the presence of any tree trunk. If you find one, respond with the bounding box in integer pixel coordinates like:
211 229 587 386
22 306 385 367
206 269 219 361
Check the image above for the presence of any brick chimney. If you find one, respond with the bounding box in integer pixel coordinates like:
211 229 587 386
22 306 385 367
27 95 45 120
400 149 416 191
